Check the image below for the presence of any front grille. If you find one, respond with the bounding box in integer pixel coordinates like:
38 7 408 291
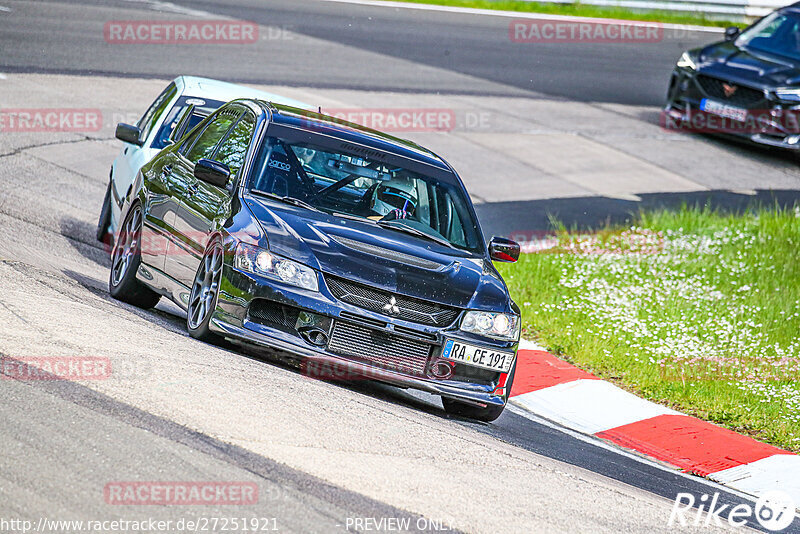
327 321 433 376
326 275 460 327
248 299 300 331
695 75 765 107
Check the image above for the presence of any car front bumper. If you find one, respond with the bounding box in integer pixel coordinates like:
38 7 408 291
209 265 517 408
664 68 800 150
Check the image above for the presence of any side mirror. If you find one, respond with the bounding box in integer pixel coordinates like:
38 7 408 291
194 158 230 188
489 237 520 263
724 26 740 42
115 123 143 146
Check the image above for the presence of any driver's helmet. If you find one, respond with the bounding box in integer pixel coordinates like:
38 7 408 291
371 178 418 217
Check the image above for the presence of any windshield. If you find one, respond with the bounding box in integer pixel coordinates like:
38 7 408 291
248 134 482 253
152 96 225 149
736 12 800 61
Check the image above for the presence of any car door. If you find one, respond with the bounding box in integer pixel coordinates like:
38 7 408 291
136 113 213 273
165 107 242 287
112 82 177 210
138 148 180 273
177 109 258 283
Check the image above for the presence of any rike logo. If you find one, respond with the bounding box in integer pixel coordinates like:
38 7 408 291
669 491 796 531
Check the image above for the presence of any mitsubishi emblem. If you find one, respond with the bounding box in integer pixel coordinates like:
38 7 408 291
722 83 737 98
382 296 400 315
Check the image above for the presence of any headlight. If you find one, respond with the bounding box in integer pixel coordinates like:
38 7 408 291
460 311 520 341
775 88 800 102
234 243 318 291
676 52 697 70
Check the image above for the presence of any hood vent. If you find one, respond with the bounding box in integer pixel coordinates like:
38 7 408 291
330 235 444 270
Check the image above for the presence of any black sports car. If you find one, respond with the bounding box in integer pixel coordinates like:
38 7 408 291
109 98 522 422
665 3 800 149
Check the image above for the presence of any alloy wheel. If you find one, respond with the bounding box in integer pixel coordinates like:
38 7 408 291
111 206 142 287
188 244 223 330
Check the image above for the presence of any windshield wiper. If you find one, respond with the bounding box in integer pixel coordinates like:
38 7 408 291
376 220 456 249
250 190 322 212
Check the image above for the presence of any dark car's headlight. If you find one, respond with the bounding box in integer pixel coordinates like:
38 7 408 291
775 88 800 103
460 311 520 341
676 51 697 70
234 243 318 291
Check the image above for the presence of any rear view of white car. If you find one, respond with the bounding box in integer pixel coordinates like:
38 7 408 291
97 75 310 243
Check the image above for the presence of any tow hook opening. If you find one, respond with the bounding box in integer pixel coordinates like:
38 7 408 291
299 326 328 346
427 358 455 380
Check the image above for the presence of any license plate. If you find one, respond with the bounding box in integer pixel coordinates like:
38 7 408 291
700 98 748 122
441 339 514 373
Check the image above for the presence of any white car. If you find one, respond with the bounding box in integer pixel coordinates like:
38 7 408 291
97 75 310 242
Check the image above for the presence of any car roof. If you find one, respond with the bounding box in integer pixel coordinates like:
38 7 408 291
249 100 452 172
174 76 312 111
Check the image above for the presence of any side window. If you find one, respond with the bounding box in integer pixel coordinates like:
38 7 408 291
184 109 240 164
137 82 177 142
214 112 256 178
179 119 205 155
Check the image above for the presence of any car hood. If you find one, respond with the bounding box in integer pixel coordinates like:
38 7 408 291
698 42 800 87
243 196 511 311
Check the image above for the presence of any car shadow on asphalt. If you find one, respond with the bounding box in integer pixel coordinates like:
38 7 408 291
476 188 800 239
59 215 112 269
230 340 452 419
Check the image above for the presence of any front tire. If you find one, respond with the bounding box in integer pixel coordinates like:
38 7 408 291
187 240 224 343
109 203 161 309
442 397 506 422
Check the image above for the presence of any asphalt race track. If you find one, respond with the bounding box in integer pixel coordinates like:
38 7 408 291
1 1 799 532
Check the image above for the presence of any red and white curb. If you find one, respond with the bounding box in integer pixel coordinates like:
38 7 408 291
510 340 800 507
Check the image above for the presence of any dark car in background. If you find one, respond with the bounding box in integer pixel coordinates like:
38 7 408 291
665 3 800 149
109 98 522 422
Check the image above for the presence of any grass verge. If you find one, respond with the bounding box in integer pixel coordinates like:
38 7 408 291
392 0 746 28
497 205 800 452
392 0 744 27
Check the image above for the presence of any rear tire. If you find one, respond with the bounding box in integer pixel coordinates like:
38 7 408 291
187 240 224 343
109 203 161 309
442 397 505 422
